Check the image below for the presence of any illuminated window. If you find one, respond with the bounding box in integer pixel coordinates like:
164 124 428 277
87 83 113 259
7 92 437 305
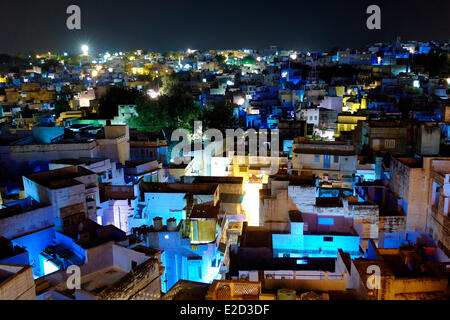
334 156 339 163
385 139 395 149
319 218 334 226
314 155 320 162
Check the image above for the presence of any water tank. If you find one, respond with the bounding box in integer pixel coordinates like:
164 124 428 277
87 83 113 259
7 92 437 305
277 289 297 300
153 217 163 231
167 218 177 231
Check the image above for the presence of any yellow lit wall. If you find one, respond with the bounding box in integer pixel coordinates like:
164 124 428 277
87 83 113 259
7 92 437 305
190 220 217 243
337 115 367 136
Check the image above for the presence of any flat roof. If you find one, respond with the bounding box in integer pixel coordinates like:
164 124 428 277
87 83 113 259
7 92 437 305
161 280 210 300
396 157 423 168
294 148 356 156
190 204 220 219
192 176 243 184
50 157 107 166
229 247 336 274
315 197 343 208
25 166 95 189
139 182 218 196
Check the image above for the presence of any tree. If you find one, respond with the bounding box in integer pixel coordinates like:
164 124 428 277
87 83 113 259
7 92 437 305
127 74 202 135
41 59 60 73
318 65 359 83
162 52 172 59
98 86 143 119
201 100 242 134
127 95 171 132
54 104 70 117
216 54 227 66
413 51 449 77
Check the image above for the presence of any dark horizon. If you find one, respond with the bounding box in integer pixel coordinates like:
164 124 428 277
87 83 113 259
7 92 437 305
0 0 449 54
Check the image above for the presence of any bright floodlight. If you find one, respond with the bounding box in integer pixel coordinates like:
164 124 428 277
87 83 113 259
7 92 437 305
290 53 297 60
147 89 160 99
91 70 98 77
237 98 245 106
81 45 89 56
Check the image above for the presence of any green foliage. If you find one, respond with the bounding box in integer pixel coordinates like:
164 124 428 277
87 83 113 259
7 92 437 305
201 100 242 134
127 95 171 132
54 104 70 117
98 86 143 118
216 54 227 66
41 59 61 73
318 65 359 83
127 75 201 134
413 52 450 77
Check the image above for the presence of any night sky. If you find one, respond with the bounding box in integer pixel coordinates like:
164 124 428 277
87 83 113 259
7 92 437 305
0 0 449 54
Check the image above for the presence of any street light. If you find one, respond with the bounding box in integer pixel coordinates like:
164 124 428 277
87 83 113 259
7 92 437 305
81 45 89 56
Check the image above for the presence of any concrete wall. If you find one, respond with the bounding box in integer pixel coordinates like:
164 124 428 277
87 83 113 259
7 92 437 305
379 216 406 233
144 193 186 225
293 153 357 175
0 205 53 239
263 271 347 292
10 141 98 162
101 200 132 234
416 125 440 156
97 136 130 165
0 264 36 300
390 158 428 231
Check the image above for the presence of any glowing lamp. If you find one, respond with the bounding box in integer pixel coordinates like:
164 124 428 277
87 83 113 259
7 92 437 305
81 45 89 56
147 89 160 99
